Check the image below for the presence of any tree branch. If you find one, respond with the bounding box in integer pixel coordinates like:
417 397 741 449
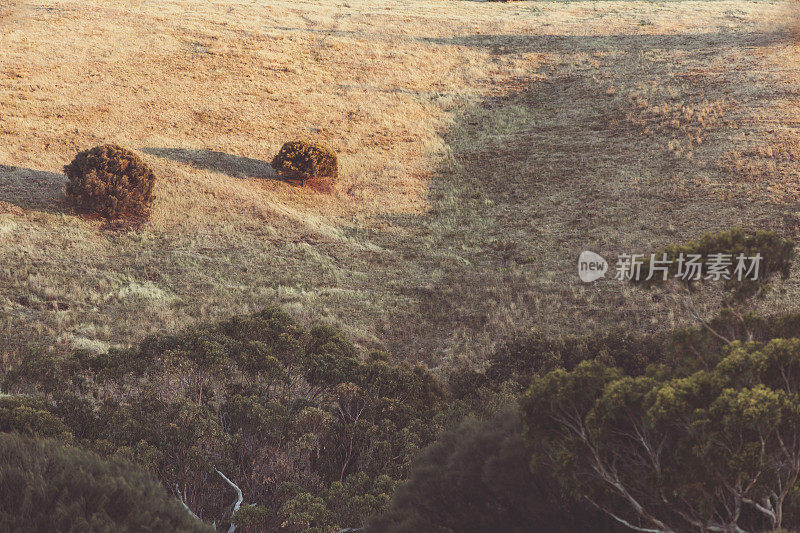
175 483 201 521
683 286 732 345
215 468 244 533
584 496 669 533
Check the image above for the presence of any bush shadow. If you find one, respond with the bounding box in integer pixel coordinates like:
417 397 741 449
0 165 68 213
142 147 281 181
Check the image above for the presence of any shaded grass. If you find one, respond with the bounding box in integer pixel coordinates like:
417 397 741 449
0 166 67 213
1 0 800 369
141 148 278 181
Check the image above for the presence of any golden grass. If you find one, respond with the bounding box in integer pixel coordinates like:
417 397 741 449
1 0 800 367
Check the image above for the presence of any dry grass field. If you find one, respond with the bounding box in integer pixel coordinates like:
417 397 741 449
1 0 800 368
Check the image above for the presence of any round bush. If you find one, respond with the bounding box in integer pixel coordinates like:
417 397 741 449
271 140 338 186
64 144 156 219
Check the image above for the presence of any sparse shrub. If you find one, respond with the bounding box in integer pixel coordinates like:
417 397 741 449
271 140 338 187
64 144 156 219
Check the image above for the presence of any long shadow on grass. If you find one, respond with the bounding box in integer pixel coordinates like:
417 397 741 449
421 30 790 55
0 165 67 213
374 27 798 363
143 147 279 181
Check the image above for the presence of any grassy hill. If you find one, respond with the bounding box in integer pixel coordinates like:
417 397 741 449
1 0 799 368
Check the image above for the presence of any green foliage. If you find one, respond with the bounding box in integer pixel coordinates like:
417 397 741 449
0 432 211 532
0 395 73 441
22 302 798 531
668 309 800 372
521 338 800 531
304 324 360 386
637 228 794 300
271 140 339 186
278 492 334 533
1 307 447 531
367 410 621 533
1 351 60 392
485 328 667 389
326 473 396 529
12 300 800 531
232 504 272 529
64 144 156 219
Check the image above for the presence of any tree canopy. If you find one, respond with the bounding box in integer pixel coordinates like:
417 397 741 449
521 338 800 532
0 432 211 532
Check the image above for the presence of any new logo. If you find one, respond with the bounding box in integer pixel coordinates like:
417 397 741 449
578 251 608 282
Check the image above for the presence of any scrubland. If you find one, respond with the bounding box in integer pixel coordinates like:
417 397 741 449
1 0 800 368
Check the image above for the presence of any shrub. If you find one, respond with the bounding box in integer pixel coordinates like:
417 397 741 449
486 328 668 389
0 395 73 441
231 504 272 529
64 144 156 218
0 432 211 532
635 228 794 300
271 141 338 187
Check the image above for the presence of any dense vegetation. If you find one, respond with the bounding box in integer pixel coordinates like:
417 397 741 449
64 144 156 219
521 339 800 532
365 410 622 533
363 309 800 533
0 432 210 532
2 308 454 531
6 307 800 531
2 229 799 532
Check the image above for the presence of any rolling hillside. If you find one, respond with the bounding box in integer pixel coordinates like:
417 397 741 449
1 0 799 367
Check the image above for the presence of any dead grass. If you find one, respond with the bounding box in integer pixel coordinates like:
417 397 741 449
1 0 800 367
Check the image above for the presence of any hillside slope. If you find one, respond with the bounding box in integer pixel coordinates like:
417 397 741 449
1 0 799 364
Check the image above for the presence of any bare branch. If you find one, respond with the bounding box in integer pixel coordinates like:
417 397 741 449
683 287 731 345
215 468 244 533
174 483 201 522
741 496 776 525
584 496 669 533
